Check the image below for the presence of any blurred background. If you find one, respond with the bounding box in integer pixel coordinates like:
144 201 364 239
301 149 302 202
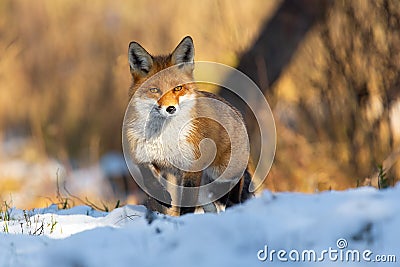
0 0 399 209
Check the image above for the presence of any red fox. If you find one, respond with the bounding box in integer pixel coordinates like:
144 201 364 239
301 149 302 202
125 36 253 216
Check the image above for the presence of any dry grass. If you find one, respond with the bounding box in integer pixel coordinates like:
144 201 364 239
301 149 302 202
267 0 400 191
0 0 274 162
0 0 276 207
1 1 399 207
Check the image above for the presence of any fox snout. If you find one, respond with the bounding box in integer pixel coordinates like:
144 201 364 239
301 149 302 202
156 103 180 117
155 87 186 117
165 106 177 114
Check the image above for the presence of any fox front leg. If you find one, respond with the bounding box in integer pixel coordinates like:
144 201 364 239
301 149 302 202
179 171 203 215
139 164 172 209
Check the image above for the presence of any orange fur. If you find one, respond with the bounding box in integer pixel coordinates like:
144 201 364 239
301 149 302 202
127 36 253 216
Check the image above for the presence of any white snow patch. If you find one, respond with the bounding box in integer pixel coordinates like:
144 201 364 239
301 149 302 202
0 186 399 266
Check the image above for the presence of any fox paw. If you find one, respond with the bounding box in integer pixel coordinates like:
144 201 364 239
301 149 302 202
157 189 172 208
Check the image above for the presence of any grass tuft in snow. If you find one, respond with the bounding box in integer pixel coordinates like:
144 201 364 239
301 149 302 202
54 170 121 212
0 200 61 236
377 164 394 190
1 200 13 233
0 201 11 221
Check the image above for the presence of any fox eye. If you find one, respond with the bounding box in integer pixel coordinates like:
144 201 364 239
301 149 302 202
174 85 183 91
149 88 160 93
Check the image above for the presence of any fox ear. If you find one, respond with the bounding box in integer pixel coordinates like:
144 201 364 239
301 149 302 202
171 36 194 66
128 41 153 76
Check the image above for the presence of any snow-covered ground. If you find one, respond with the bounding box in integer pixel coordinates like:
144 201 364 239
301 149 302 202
1 185 399 267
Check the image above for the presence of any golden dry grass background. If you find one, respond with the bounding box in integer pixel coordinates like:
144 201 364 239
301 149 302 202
0 0 275 160
1 0 400 208
0 0 278 207
266 0 400 192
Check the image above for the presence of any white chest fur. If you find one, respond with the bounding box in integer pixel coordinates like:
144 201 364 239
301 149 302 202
126 98 196 169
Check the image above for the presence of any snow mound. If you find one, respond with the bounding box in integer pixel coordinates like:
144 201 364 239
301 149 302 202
1 186 399 266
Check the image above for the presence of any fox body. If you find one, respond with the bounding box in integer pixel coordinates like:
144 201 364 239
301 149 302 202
125 36 252 216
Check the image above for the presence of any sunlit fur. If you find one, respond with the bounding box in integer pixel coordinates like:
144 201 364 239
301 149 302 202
126 36 252 216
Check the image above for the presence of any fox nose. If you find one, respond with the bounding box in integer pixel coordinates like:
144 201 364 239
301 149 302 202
166 106 176 114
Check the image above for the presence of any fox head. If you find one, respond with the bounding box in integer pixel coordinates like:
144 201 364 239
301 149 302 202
128 36 196 118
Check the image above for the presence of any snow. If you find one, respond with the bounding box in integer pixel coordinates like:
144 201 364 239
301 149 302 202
1 186 399 267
